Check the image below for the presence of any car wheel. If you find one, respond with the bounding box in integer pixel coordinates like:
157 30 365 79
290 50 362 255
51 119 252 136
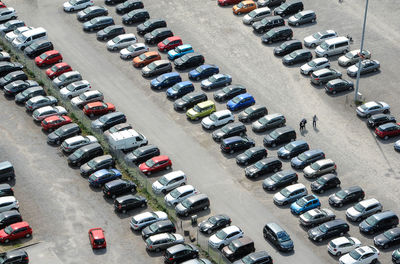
25 233 31 238
318 238 322 242
127 55 132 60
173 95 177 99
155 247 161 253
273 167 279 172
324 54 328 58
141 202 146 208
336 252 341 257
237 12 241 15
210 125 215 130
203 205 208 210
310 43 316 48
268 40 272 44
183 107 187 111
336 184 340 188
366 114 371 118
207 229 212 235
282 201 288 206
165 166 170 170
195 76 200 81
311 19 315 23
56 140 60 145
383 109 389 114
184 212 189 217
338 203 343 207
4 239 9 243
146 171 151 176
48 128 53 133
162 189 167 194
90 28 94 32
70 8 74 12
371 259 377 264
244 161 248 166
139 63 144 67
295 22 299 26
332 90 337 95
319 189 324 194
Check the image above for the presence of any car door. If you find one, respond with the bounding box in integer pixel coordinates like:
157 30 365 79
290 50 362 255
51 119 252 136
361 253 374 263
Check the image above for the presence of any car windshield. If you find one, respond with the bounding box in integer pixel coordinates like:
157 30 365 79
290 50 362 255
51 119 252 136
366 216 378 226
151 30 159 36
181 95 190 102
4 75 12 81
244 107 254 114
73 148 84 157
59 74 67 81
297 153 308 161
259 117 268 125
208 216 218 225
284 142 296 151
310 163 320 170
127 45 136 52
360 104 370 110
50 65 58 72
384 230 397 240
280 3 288 8
4 226 13 235
237 3 244 8
277 231 290 242
228 242 238 251
145 159 155 167
319 224 328 233
209 113 218 121
269 130 279 139
39 53 48 59
83 8 92 14
69 0 78 4
335 190 347 199
162 38 170 44
66 84 76 91
103 26 112 33
169 188 181 198
270 173 282 182
30 42 40 49
94 239 105 245
248 10 257 18
16 35 27 42
143 20 151 27
241 255 254 264
296 198 307 207
4 21 11 27
156 75 165 82
289 52 298 58
112 36 121 43
353 203 365 212
138 53 147 60
90 18 99 24
294 13 303 19
193 105 202 112
316 177 326 184
147 63 157 70
308 61 316 67
216 230 227 240
158 176 169 186
312 32 322 39
255 161 264 169
87 159 97 168
320 42 329 50
194 66 204 73
232 97 241 104
181 199 191 208
244 149 253 157
209 76 217 82
54 129 63 136
302 211 312 220
149 223 159 232
171 84 181 91
221 87 231 93
280 188 291 197
349 250 361 260
98 115 108 123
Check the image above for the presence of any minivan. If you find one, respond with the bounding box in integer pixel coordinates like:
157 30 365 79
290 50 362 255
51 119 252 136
315 37 350 58
222 237 255 261
242 7 271 25
252 16 285 34
150 72 182 90
277 139 309 159
68 143 104 166
359 211 399 234
0 210 22 229
47 123 81 145
262 26 293 44
252 113 286 132
263 222 294 251
273 183 307 206
262 170 298 191
263 126 296 147
0 161 14 182
274 0 304 17
12 27 47 50
152 170 187 195
175 193 210 217
103 179 137 198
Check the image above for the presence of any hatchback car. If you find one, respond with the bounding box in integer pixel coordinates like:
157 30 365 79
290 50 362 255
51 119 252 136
233 251 272 264
227 93 255 111
308 219 349 242
45 62 72 80
63 0 93 12
139 155 172 176
122 9 149 24
252 113 286 132
303 159 336 178
198 214 231 235
236 146 267 166
168 44 193 60
339 246 379 264
213 85 247 102
116 0 143 14
96 25 125 41
61 135 98 154
173 91 208 111
25 95 57 112
291 149 325 169
53 71 82 88
80 154 114 176
273 183 307 206
0 62 24 79
3 80 38 96
244 157 282 178
114 194 146 213
310 173 341 194
233 0 257 15
277 140 309 159
188 64 219 81
325 79 354 94
175 194 210 217
83 16 114 31
374 227 400 249
282 49 312 65
88 227 106 249
201 110 234 130
32 105 67 122
103 179 136 198
60 80 91 99
290 194 320 215
88 168 121 187
242 7 271 24
303 30 337 48
47 123 81 145
311 68 342 85
133 51 161 68
130 211 168 231
141 60 172 77
152 170 187 195
212 122 247 142
262 26 293 44
328 186 365 207
360 211 399 235
346 198 383 222
300 57 330 75
174 53 205 70
150 72 182 90
347 59 380 77
367 114 396 128
356 101 390 118
208 225 244 249
327 236 362 256
164 244 199 264
164 185 198 207
71 90 104 108
273 39 302 56
252 15 285 34
77 6 108 21
262 170 298 191
157 35 183 51
186 100 216 121
120 43 148 59
238 105 268 122
375 123 400 140
24 39 54 59
0 222 32 243
145 233 184 252
166 81 194 99
137 18 167 35
221 136 255 154
338 49 371 67
263 222 293 251
0 249 29 264
125 144 160 164
288 10 316 26
201 74 232 90
141 220 176 239
83 101 115 117
299 208 335 227
91 112 126 131
144 28 173 45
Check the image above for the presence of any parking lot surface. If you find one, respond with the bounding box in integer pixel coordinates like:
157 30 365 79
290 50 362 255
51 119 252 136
3 0 400 263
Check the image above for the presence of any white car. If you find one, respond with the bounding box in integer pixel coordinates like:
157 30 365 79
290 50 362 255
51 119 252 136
107 33 137 51
63 0 93 12
300 57 330 75
0 196 19 213
130 211 168 231
339 49 371 67
61 135 98 153
60 80 91 99
32 106 67 122
346 198 383 222
201 110 234 130
5 26 34 42
328 236 362 256
71 90 104 108
152 170 187 195
120 43 148 60
164 185 198 207
303 30 337 48
208 225 243 249
356 101 390 118
395 140 400 152
339 245 379 264
0 8 17 23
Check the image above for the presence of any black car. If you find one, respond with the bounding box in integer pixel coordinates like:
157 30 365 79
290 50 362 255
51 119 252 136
103 179 137 198
174 53 205 70
274 40 302 56
0 184 13 198
0 210 22 229
360 211 399 235
221 136 255 154
262 170 298 191
173 91 207 111
91 112 127 131
68 143 104 167
328 186 365 207
325 79 354 94
125 145 160 164
236 146 267 166
367 114 396 128
213 85 247 102
252 16 285 34
116 0 144 14
274 0 304 17
282 49 312 65
198 214 231 234
374 227 400 249
144 28 173 45
264 126 297 148
0 20 25 34
105 0 125 4
83 16 114 31
0 62 23 78
308 219 349 242
114 194 146 213
15 86 45 104
24 40 54 59
77 6 108 21
238 105 268 123
164 244 199 264
245 157 282 178
47 123 81 145
212 122 247 142
0 249 29 264
141 220 176 239
261 26 293 44
0 71 27 88
96 25 125 41
0 52 10 62
80 154 115 177
277 140 309 159
3 80 38 96
233 251 273 264
311 174 341 194
137 18 167 35
122 9 150 24
263 222 294 251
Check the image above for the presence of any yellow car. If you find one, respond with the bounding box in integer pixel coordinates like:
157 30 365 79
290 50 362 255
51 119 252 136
186 100 216 121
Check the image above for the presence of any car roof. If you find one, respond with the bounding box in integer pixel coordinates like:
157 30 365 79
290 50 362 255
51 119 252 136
320 173 337 181
264 113 284 120
303 149 324 157
225 122 245 130
247 146 265 153
165 35 181 42
324 219 346 228
372 210 397 220
186 193 208 203
89 228 104 239
247 251 271 261
212 110 232 118
300 194 318 203
289 140 307 147
175 81 192 87
58 123 79 132
223 225 240 234
285 183 305 192
331 236 353 245
235 93 253 100
314 68 332 75
166 243 186 253
161 72 180 78
320 29 336 35
259 157 280 165
312 57 329 64
149 232 171 242
153 60 169 66
116 194 139 203
0 161 12 170
232 236 253 247
151 155 169 163
86 101 104 108
162 170 185 181
379 122 398 130
91 154 112 163
136 144 158 152
3 249 27 259
298 10 315 16
44 50 60 56
177 44 192 50
343 186 363 194
272 126 295 135
173 185 194 194
223 136 243 144
307 209 323 217
197 100 214 108
359 198 380 207
277 170 296 177
118 33 136 40
266 222 285 233
355 246 377 255
83 90 102 97
315 158 334 166
329 79 346 85
200 64 217 69
10 221 29 229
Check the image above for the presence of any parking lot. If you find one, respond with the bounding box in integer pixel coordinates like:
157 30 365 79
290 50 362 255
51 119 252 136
2 0 400 263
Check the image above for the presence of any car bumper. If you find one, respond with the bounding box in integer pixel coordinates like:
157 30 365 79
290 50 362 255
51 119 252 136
356 109 367 117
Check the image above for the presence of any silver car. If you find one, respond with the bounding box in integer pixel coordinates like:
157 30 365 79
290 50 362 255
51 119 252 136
310 68 342 85
300 57 330 75
141 60 172 78
395 140 400 152
5 26 34 42
61 135 98 153
299 208 335 227
303 30 337 48
242 7 271 25
71 90 104 108
130 211 168 231
107 33 137 51
145 233 184 252
338 49 371 67
273 183 307 206
346 198 383 222
303 159 336 178
32 106 67 122
0 196 19 213
60 80 91 99
164 185 198 207
53 71 82 88
347 59 380 77
120 43 148 59
25 95 57 111
356 101 390 118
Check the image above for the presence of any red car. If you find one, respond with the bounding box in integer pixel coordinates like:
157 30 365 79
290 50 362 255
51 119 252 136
35 50 63 67
83 101 116 117
157 36 183 52
139 155 172 176
0 2 6 8
375 123 400 140
88 228 106 249
45 62 72 79
218 0 241 6
41 115 72 132
0 222 32 243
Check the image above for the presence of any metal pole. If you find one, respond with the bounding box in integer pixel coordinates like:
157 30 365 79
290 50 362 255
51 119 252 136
354 0 369 103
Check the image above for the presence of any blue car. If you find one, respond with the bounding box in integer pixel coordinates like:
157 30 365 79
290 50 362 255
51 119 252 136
167 44 194 60
150 72 182 90
188 64 219 81
227 93 255 111
201 73 232 90
166 81 195 99
88 169 122 187
290 194 320 215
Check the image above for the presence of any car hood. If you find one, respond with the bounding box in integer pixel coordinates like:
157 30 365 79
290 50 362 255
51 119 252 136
277 147 289 156
137 24 145 32
186 108 197 117
252 121 264 130
308 227 323 238
347 65 358 73
300 63 312 72
214 91 225 99
120 48 131 55
139 163 150 171
263 177 275 187
310 181 322 190
290 202 302 212
168 50 179 57
80 163 91 173
152 181 163 191
338 56 349 63
201 80 212 87
125 152 138 162
273 192 286 202
303 166 315 175
15 93 25 101
0 229 7 239
53 78 62 85
47 132 59 141
209 234 223 245
212 129 224 138
339 254 358 264
175 203 186 213
288 16 298 23
374 233 389 245
242 15 252 23
166 87 177 95
142 66 151 74
77 10 85 17
328 195 341 204
63 2 72 8
226 100 236 109
106 39 116 47
283 54 293 62
59 88 70 96
304 36 316 44
141 227 152 237
201 116 213 126
359 220 371 231
280 239 294 249
245 165 258 175
199 221 213 231
346 207 362 218
236 153 247 162
91 119 103 128
291 157 302 166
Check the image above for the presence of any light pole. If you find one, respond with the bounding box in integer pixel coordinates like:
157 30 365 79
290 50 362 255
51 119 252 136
354 0 369 103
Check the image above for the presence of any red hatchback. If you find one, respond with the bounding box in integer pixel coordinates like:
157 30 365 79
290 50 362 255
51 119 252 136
0 2 6 8
157 36 183 52
375 123 400 140
45 62 72 79
88 228 106 249
35 50 63 67
41 115 72 132
0 222 32 243
139 155 172 176
83 101 115 117
218 0 241 5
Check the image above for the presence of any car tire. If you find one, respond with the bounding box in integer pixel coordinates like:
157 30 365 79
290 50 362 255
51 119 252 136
311 19 315 23
162 189 167 194
371 259 377 264
295 22 299 26
173 95 177 99
56 140 60 145
272 143 276 147
4 239 9 243
155 247 161 253
324 54 328 58
70 8 74 12
127 55 132 59
210 125 215 130
383 109 389 114
310 43 316 48
25 233 31 238
283 201 288 206
338 203 343 207
318 238 322 242
358 197 363 201
229 150 234 154
90 28 94 32
273 168 279 172
48 128 53 133
180 182 185 186
184 212 189 217
166 166 170 170
183 107 187 111
332 90 337 95
146 171 151 176
237 12 241 15
203 205 208 210
319 189 324 194
336 252 341 257
141 202 146 208
366 114 371 118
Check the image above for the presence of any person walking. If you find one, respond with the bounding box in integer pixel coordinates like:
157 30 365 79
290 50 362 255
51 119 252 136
302 118 307 130
313 115 318 128
299 121 303 131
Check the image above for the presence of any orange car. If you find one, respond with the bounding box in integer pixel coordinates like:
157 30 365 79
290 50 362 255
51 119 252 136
132 51 161 68
232 0 256 15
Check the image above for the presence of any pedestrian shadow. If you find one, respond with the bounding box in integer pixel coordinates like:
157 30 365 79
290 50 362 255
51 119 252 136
300 129 309 136
313 126 320 133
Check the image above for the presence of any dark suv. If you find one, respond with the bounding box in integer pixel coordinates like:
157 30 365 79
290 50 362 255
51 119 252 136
244 157 282 178
91 112 127 131
0 210 22 229
236 146 267 166
274 40 302 56
367 114 396 128
328 186 365 207
311 174 341 194
114 194 147 213
144 28 173 45
262 26 293 44
263 222 294 251
277 140 309 159
238 105 268 122
173 91 207 111
0 249 29 264
103 179 137 198
221 136 255 154
116 0 144 14
122 9 150 24
96 25 126 41
67 143 104 167
252 16 285 34
141 220 176 239
164 244 199 264
24 40 54 59
308 219 349 242
47 123 81 145
137 18 167 35
264 126 296 148
290 149 325 169
212 122 247 142
262 170 298 191
360 211 399 234
0 184 13 198
274 0 304 17
174 53 205 70
125 145 160 164
80 155 115 177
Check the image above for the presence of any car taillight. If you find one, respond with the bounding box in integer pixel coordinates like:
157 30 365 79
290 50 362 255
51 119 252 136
314 78 319 81
24 257 29 260
10 188 13 191
169 258 174 261
334 165 337 169
149 245 152 248
333 248 337 251
224 147 229 150
107 192 110 195
118 205 122 209
329 87 333 91
134 224 138 228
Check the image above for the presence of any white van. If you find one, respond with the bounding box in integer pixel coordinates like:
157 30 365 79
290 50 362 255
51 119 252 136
106 129 148 152
12 27 47 50
242 7 271 25
315 36 350 58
